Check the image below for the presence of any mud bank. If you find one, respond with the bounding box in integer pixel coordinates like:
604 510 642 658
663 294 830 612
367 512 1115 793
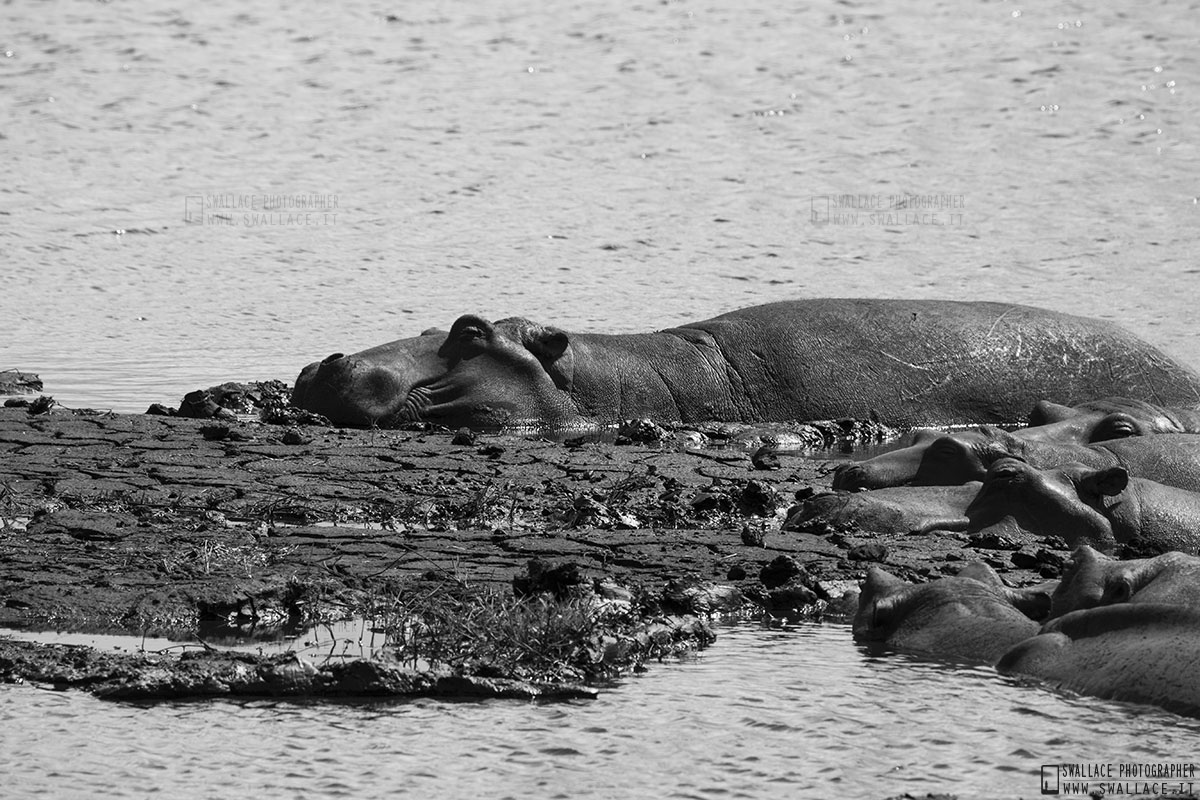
0 406 1065 700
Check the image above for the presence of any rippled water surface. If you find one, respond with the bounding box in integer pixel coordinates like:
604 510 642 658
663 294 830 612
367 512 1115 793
3 0 1200 410
2 622 1198 799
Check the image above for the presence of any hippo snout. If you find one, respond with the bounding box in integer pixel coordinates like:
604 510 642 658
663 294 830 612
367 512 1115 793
292 354 416 426
832 463 869 491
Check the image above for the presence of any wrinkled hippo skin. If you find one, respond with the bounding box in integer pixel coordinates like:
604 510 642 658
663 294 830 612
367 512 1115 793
835 429 1200 492
854 564 1050 663
1050 545 1200 617
997 604 1200 717
292 299 1200 429
966 458 1200 554
783 483 982 535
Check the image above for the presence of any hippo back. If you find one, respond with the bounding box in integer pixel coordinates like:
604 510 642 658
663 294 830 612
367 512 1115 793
682 299 1200 428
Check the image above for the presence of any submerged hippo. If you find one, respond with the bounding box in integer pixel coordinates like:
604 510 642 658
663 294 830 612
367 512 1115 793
854 564 1050 663
291 299 1200 429
783 483 982 535
834 429 1200 492
1021 397 1200 444
1050 545 1200 617
997 604 1200 717
964 457 1200 554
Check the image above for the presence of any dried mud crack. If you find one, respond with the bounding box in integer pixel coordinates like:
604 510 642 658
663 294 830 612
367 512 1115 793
0 407 1063 701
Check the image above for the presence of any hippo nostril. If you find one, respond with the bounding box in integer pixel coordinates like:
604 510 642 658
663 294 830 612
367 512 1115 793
322 352 346 365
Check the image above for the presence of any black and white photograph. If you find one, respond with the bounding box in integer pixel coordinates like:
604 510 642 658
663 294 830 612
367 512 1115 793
2 0 1199 797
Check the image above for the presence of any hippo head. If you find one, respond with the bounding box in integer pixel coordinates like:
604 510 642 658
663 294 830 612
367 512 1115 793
831 428 944 490
833 427 1024 491
853 563 1050 662
291 315 583 428
964 457 1125 550
1022 398 1179 443
1049 545 1124 617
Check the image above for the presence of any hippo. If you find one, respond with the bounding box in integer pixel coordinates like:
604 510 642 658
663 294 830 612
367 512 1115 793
833 429 1200 492
997 604 1200 717
1050 545 1200 617
783 483 982 535
854 563 1051 663
1022 397 1200 443
291 299 1200 429
964 457 1200 554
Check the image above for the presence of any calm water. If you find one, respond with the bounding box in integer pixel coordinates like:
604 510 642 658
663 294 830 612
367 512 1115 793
4 0 1200 795
3 621 1198 800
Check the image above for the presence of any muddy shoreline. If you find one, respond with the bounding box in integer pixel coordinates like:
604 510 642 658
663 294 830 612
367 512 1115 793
0 404 1063 701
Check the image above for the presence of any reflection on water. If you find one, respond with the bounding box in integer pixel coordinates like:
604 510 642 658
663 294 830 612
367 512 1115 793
1 621 1195 799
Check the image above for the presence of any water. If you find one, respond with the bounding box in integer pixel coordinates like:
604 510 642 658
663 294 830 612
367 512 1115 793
5 0 1200 795
1 621 1196 799
3 0 1199 412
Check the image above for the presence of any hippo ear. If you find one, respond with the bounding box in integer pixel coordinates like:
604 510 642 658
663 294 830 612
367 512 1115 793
521 325 574 391
862 566 905 593
1082 467 1129 497
956 561 1004 586
1028 400 1076 426
439 315 495 360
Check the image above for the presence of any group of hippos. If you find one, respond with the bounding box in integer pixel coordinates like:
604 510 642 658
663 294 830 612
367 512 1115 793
290 298 1200 716
831 396 1200 716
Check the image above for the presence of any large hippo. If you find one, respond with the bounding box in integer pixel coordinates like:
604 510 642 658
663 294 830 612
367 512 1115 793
854 564 1050 663
1050 545 1200 617
964 457 1200 554
997 604 1200 717
291 300 1200 429
834 429 1200 492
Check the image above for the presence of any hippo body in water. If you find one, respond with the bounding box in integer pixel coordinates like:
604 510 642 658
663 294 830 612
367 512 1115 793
1050 545 1200 617
997 604 1200 717
293 300 1200 430
854 564 1050 663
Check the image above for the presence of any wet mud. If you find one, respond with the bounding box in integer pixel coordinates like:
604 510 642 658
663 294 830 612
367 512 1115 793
0 405 1066 700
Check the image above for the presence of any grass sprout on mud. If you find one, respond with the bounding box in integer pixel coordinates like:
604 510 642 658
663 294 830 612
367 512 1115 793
366 582 701 686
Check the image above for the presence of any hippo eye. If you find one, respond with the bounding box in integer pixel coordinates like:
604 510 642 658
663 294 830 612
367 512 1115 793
989 464 1023 482
1096 416 1138 439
